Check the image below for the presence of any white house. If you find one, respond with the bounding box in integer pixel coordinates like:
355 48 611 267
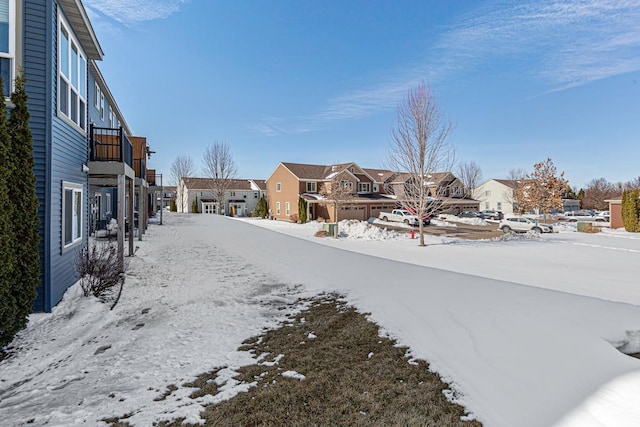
177 178 267 216
474 179 581 215
473 179 518 214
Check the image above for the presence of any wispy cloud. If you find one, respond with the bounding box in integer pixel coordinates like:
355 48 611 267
84 0 188 26
434 0 640 91
247 0 640 134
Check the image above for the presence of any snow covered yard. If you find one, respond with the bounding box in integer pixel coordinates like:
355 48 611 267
1 213 640 426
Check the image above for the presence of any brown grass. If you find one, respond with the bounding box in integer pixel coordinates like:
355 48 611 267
154 294 481 427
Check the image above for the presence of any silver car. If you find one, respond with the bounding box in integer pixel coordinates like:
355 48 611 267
498 216 552 233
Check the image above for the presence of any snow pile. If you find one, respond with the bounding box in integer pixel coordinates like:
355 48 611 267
431 217 457 227
440 214 489 226
337 220 399 240
281 370 306 381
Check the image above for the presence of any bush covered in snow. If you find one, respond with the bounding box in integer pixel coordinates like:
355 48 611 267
337 220 399 240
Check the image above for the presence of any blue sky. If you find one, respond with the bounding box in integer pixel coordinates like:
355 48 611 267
83 0 640 187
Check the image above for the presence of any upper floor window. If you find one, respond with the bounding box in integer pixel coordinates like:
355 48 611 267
58 14 87 131
94 82 100 108
276 182 281 192
0 0 15 96
341 180 353 190
451 186 462 197
358 182 370 193
306 182 316 193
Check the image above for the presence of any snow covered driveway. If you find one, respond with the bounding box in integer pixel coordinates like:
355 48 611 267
1 213 639 427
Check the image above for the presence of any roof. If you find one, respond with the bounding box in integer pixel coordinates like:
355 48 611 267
182 177 255 191
59 0 103 59
250 179 267 191
363 168 395 182
493 179 521 189
281 162 382 181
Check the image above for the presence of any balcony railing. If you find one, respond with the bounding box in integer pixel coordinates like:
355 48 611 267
147 170 157 186
134 158 146 180
89 124 133 167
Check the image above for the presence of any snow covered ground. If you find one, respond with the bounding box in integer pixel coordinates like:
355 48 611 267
1 213 639 426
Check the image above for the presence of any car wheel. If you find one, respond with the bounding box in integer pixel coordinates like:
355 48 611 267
404 219 410 225
382 216 388 222
532 227 542 233
501 225 511 233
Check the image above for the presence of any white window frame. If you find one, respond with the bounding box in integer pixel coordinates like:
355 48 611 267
306 182 317 192
285 201 290 215
100 94 104 120
276 182 281 192
58 12 87 131
276 202 281 215
358 182 370 193
94 82 100 108
62 181 83 249
0 0 16 97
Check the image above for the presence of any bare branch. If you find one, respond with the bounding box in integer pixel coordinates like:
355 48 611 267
457 161 483 199
386 83 455 246
202 141 238 215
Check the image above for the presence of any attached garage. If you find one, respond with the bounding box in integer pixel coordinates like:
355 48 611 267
339 205 367 221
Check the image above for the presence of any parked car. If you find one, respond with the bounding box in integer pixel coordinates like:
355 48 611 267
378 209 427 226
498 216 553 233
563 210 606 222
457 210 483 218
480 209 504 220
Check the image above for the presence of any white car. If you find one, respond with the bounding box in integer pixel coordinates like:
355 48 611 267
498 216 553 233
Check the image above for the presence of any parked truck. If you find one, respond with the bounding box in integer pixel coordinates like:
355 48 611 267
378 209 429 226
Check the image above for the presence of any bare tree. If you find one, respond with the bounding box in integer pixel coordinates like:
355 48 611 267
170 155 195 212
202 141 238 215
456 161 482 198
386 83 454 246
319 172 355 232
582 178 618 210
515 158 569 222
504 168 527 213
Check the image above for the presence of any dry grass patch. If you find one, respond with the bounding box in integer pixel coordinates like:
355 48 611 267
186 294 480 426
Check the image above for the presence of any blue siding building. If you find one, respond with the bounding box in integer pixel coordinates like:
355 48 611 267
6 0 148 312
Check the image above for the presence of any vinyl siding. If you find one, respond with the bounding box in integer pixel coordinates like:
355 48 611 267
24 0 52 311
24 0 90 311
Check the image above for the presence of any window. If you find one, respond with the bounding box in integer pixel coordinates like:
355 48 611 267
285 202 290 215
105 192 111 216
230 191 236 197
485 190 491 196
94 82 100 108
58 14 87 130
100 94 104 120
497 202 502 210
306 182 317 192
276 202 281 215
358 182 370 193
0 0 15 96
276 182 281 192
254 192 258 198
62 182 83 248
485 202 490 209
373 184 379 192
341 180 353 190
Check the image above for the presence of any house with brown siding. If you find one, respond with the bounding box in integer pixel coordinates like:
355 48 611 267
266 162 479 222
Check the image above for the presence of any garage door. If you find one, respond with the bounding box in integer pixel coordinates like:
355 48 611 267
339 206 366 221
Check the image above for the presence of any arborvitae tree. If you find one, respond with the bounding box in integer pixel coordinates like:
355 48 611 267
169 198 177 212
0 76 17 347
4 72 40 345
192 199 198 213
298 197 308 223
253 195 267 218
622 189 640 232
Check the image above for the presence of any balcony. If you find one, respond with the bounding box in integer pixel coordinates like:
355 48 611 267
89 125 133 166
88 125 135 180
134 158 146 181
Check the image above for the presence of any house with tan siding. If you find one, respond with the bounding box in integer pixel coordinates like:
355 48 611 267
266 162 479 222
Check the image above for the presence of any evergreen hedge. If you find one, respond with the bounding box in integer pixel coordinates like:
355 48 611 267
621 188 640 232
1 73 40 348
298 197 307 223
0 76 16 347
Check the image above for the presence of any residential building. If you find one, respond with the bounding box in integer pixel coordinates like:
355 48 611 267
14 0 153 311
266 162 478 222
177 178 267 216
474 179 581 215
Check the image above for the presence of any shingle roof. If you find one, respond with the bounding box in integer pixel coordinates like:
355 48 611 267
182 177 254 191
281 162 354 180
494 179 520 189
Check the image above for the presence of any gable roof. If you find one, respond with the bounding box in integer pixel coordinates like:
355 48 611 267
363 168 395 183
281 162 379 182
59 0 104 59
250 179 267 191
182 177 254 191
494 179 520 189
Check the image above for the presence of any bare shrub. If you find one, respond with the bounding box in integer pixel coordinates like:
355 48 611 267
75 243 126 303
314 230 329 238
